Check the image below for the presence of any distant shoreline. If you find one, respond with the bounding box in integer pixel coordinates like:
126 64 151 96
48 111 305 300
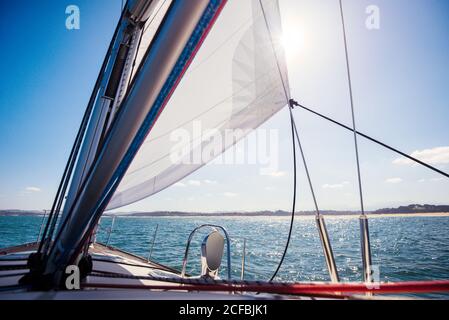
328 212 449 218
103 212 449 218
113 212 449 218
2 205 449 218
366 212 449 218
2 212 449 218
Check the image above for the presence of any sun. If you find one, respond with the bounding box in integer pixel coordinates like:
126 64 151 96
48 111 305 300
280 25 304 58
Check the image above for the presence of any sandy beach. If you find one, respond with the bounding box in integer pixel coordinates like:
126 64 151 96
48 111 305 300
319 212 449 219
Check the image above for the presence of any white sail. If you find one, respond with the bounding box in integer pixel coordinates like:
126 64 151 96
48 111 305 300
108 0 290 209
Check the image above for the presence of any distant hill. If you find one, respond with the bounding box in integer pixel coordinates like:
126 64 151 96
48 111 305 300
373 204 449 214
2 204 449 217
116 205 449 217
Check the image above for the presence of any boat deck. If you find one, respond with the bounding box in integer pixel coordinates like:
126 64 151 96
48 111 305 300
0 242 305 300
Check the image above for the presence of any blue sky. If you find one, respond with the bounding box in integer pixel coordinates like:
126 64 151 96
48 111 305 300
0 0 448 212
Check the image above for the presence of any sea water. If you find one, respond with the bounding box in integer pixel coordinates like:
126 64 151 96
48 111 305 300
1 215 449 298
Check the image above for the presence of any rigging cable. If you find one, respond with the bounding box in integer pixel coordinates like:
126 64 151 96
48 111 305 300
338 0 373 283
289 100 449 179
265 0 447 284
256 0 297 282
339 0 366 216
291 117 340 283
292 120 320 218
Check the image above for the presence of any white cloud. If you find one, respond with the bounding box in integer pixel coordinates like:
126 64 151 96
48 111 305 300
223 192 238 197
188 180 201 186
385 177 403 184
174 182 186 187
322 181 349 189
417 178 443 183
393 146 449 166
262 171 286 178
25 187 41 192
265 186 275 191
175 180 215 187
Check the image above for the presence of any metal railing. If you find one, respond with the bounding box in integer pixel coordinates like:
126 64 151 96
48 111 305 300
181 224 232 281
105 216 116 246
147 224 159 261
241 238 246 280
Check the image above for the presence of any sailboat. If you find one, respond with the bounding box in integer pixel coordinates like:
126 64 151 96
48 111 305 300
1 0 449 300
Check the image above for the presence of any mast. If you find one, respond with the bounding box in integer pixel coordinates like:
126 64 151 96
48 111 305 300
43 0 226 285
58 0 151 237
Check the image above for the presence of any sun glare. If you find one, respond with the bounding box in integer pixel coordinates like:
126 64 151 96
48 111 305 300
280 25 304 58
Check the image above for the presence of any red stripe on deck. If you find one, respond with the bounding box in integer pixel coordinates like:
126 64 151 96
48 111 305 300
83 279 449 296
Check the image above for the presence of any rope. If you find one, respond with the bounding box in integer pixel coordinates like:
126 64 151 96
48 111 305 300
269 103 297 282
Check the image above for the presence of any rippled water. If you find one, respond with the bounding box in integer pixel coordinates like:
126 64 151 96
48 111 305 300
1 215 449 298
